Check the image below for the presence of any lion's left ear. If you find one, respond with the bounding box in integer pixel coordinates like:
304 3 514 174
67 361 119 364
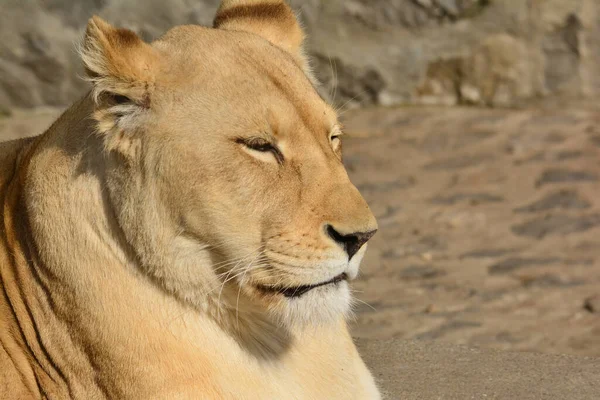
214 0 305 60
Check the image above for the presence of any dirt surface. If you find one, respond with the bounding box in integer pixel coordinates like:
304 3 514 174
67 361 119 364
356 338 600 399
2 103 600 357
343 103 600 357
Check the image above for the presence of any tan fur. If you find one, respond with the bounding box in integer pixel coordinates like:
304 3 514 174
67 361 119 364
0 2 380 399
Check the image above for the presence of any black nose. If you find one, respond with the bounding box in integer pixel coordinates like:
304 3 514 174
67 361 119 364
326 225 377 260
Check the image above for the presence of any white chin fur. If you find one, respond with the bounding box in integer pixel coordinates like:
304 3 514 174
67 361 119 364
269 282 351 329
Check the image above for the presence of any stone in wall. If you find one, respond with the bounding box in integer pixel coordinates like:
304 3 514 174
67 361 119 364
0 0 598 111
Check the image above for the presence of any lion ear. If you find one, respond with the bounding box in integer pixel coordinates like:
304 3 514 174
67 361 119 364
214 0 305 59
81 16 158 109
81 16 159 139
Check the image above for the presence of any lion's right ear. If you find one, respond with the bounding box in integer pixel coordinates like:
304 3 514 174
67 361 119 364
81 16 159 140
81 16 158 110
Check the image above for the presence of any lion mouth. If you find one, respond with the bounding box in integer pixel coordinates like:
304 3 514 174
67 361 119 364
257 273 348 298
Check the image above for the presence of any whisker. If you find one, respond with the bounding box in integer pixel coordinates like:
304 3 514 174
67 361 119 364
235 250 264 329
334 89 369 117
352 296 377 312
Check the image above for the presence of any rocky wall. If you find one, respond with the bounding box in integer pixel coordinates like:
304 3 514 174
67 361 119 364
0 0 598 111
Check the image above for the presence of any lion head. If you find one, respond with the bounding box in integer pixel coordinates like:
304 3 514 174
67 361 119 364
81 0 377 331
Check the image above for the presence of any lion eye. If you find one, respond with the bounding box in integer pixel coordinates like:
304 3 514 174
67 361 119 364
331 135 342 149
236 137 284 163
245 139 276 152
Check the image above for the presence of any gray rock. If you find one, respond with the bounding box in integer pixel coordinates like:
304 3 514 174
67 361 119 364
543 13 583 93
584 295 600 314
461 248 519 259
1 0 600 109
514 152 546 165
536 169 599 187
553 150 583 161
382 235 447 259
312 55 386 107
374 205 400 220
424 153 490 170
400 265 446 280
431 192 504 205
521 274 585 288
489 257 561 275
511 214 600 239
589 135 600 147
418 129 496 153
514 190 591 213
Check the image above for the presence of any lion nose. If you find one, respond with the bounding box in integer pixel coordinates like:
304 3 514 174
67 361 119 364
326 225 378 260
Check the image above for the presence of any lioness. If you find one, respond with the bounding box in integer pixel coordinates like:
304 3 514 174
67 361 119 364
0 0 380 398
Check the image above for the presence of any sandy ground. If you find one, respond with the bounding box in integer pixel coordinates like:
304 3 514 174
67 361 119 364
357 338 600 399
2 103 600 357
343 103 600 357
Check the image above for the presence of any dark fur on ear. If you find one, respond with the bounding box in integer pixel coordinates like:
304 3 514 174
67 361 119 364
80 16 159 156
214 1 305 58
80 16 158 107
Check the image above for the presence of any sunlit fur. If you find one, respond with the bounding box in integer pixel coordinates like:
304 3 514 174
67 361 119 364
0 1 380 399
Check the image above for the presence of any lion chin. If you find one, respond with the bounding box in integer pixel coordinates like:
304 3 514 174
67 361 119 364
0 1 381 399
247 245 368 330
